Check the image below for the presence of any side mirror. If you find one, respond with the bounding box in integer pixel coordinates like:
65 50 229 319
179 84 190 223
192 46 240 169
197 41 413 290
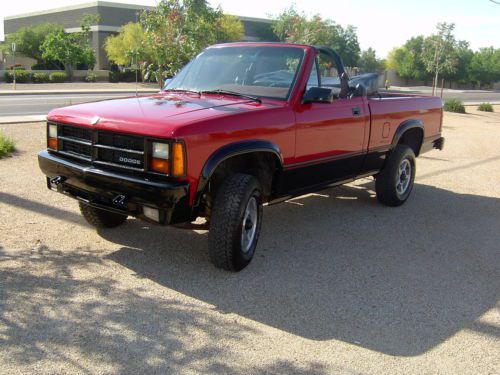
303 87 334 104
351 83 367 98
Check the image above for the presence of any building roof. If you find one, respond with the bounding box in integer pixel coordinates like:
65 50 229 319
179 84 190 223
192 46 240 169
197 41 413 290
4 1 273 24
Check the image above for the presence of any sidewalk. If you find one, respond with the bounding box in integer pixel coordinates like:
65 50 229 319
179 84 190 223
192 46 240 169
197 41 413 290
0 82 160 95
0 115 46 124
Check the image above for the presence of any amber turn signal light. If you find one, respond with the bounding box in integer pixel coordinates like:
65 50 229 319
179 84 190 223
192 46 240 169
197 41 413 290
172 142 185 177
151 157 170 174
48 137 58 150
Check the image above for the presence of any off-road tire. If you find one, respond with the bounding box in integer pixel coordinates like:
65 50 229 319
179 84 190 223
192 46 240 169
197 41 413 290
208 173 263 271
375 144 416 206
79 202 127 228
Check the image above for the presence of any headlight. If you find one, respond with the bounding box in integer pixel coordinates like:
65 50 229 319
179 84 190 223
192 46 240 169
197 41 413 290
149 141 186 176
152 142 169 159
48 124 58 138
150 142 170 174
48 124 58 150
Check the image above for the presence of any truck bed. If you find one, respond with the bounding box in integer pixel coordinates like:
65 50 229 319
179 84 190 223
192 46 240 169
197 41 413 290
367 94 443 152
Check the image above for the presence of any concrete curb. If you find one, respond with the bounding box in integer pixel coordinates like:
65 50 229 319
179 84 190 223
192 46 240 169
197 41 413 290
0 115 46 124
463 102 500 106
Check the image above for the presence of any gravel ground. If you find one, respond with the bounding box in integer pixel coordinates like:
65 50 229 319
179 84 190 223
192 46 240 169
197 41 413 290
0 107 499 374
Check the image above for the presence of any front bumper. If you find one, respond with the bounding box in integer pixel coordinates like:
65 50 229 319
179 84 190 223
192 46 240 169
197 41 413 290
38 150 191 225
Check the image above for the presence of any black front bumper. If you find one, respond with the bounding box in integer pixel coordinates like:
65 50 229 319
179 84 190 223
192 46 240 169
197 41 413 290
38 151 191 225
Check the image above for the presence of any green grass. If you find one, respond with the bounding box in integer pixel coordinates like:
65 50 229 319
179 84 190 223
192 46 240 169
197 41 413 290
0 131 15 158
444 99 466 114
478 103 494 112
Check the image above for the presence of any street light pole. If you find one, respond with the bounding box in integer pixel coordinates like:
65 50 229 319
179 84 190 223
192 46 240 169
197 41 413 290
12 42 16 90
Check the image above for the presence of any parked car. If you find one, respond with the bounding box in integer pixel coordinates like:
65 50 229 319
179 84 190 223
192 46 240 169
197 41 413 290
39 42 445 271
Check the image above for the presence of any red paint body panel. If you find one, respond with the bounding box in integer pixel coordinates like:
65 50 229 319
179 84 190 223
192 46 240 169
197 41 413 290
368 95 443 149
294 97 370 163
46 42 443 207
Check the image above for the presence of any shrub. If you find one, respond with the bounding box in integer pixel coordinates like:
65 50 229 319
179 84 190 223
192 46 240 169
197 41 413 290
3 71 31 83
31 62 61 70
49 72 68 83
120 69 142 82
478 103 494 112
0 131 15 158
32 72 50 83
85 72 97 82
109 71 120 83
444 99 466 114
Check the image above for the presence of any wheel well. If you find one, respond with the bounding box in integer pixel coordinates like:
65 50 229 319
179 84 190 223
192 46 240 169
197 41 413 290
398 127 424 156
208 152 279 200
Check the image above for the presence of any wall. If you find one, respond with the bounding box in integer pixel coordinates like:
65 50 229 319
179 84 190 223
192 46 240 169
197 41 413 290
0 50 36 70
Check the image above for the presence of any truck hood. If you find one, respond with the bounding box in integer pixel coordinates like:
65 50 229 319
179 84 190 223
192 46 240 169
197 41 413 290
47 92 267 137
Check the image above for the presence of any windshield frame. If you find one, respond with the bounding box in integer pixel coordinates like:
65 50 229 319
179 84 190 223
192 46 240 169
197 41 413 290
163 45 307 102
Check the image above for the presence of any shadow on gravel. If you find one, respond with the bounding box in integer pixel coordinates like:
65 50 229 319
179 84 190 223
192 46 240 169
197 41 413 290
101 181 500 357
0 245 328 374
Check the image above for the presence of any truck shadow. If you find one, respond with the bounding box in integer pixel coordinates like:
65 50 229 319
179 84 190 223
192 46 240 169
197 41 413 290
102 182 500 357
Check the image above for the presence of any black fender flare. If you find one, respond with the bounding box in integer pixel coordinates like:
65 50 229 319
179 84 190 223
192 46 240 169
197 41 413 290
391 119 425 154
195 139 284 199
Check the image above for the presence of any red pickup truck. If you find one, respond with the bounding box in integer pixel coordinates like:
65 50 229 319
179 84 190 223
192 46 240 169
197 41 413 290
39 42 444 271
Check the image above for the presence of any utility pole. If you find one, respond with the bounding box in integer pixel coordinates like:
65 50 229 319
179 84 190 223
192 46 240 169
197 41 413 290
12 42 16 90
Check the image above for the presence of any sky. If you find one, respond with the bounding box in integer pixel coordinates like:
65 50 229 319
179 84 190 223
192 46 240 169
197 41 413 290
1 0 499 57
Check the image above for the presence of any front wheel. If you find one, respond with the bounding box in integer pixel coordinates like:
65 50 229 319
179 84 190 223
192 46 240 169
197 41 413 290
208 173 263 271
375 144 416 206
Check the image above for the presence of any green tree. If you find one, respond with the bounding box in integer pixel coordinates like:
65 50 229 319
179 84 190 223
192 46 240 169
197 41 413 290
421 22 458 92
141 0 243 87
386 47 416 82
41 31 86 75
272 6 361 67
104 23 150 66
2 23 64 67
403 36 429 81
443 40 473 85
358 47 384 72
469 47 500 88
41 13 100 76
217 14 244 43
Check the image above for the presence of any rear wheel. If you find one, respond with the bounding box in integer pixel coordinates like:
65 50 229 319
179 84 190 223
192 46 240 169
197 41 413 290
375 144 416 206
79 202 127 228
208 173 263 271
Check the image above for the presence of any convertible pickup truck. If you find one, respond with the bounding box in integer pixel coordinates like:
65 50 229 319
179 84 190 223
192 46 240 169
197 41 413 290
39 42 444 271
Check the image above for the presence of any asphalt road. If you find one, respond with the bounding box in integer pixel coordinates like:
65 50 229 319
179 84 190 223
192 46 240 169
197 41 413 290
0 93 139 117
0 88 499 118
0 107 499 374
385 87 500 104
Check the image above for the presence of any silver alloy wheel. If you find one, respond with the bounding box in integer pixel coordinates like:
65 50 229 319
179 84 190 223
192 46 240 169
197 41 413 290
396 159 412 196
241 196 258 253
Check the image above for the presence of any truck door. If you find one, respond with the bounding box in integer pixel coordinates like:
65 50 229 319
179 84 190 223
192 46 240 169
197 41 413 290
293 50 369 186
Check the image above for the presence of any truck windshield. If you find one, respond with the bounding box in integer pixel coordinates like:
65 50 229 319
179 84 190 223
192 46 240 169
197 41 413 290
164 46 305 100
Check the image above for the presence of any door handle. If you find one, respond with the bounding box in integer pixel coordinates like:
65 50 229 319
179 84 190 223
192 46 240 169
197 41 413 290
352 107 361 116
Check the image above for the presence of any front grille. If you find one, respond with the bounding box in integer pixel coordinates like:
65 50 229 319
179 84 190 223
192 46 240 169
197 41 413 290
97 148 145 169
53 123 147 172
98 132 144 151
61 141 92 160
61 126 92 141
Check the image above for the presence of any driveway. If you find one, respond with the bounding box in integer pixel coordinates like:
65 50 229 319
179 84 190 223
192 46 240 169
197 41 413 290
0 108 499 374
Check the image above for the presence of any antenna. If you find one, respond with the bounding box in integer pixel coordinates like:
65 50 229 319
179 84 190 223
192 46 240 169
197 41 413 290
135 11 139 97
135 51 138 97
